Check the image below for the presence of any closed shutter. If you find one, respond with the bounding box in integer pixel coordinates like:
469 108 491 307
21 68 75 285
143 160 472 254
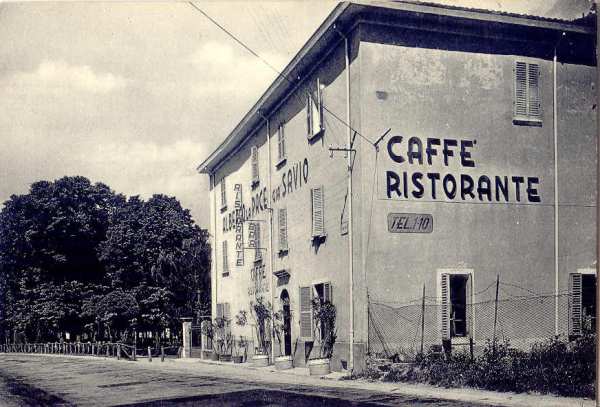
254 222 261 261
251 146 259 184
299 286 314 340
527 63 541 118
311 186 325 237
440 274 450 340
514 62 528 117
278 208 288 252
278 124 285 161
570 273 583 336
223 303 231 323
216 303 224 319
222 241 229 274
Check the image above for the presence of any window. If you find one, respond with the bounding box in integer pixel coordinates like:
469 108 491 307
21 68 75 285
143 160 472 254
222 241 229 277
298 282 332 342
251 146 259 186
307 79 324 140
220 177 227 210
278 208 288 253
277 123 286 164
440 272 473 340
570 271 597 336
513 61 541 125
311 186 325 238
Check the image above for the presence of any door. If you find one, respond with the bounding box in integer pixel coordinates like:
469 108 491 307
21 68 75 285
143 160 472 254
281 290 292 356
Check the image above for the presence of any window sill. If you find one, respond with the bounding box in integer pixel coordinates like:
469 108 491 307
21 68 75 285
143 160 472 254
278 248 289 257
276 157 287 170
251 179 260 189
220 204 227 213
513 117 542 127
307 128 324 143
222 272 230 278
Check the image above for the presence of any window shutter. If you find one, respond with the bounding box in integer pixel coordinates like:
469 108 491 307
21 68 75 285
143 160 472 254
514 61 528 117
317 78 324 132
306 94 312 136
222 241 229 274
299 286 314 340
251 146 259 184
223 303 231 323
278 124 285 161
323 282 332 304
311 186 325 237
440 274 450 340
278 208 288 252
570 273 583 336
254 222 261 261
216 303 224 319
527 63 541 118
221 178 226 207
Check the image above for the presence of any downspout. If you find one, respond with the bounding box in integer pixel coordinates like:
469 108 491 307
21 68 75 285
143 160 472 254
335 25 354 373
259 110 276 364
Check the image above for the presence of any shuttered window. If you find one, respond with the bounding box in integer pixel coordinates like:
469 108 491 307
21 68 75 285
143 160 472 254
222 241 229 276
311 186 325 238
278 208 288 252
514 61 541 125
570 273 583 336
220 177 227 209
251 146 259 186
254 222 262 261
307 79 324 140
299 286 314 340
440 274 450 340
216 303 224 319
277 124 286 162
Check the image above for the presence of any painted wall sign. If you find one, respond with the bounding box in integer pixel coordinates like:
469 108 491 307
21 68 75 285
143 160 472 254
222 158 310 233
384 136 542 203
234 184 244 266
387 213 433 233
248 262 268 296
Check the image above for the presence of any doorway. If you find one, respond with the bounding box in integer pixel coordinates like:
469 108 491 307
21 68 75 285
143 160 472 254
280 290 292 356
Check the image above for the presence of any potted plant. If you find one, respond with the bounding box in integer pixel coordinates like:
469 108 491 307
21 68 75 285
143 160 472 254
272 309 293 370
200 321 214 359
220 331 233 362
213 316 232 361
308 298 337 376
250 297 272 366
233 310 248 363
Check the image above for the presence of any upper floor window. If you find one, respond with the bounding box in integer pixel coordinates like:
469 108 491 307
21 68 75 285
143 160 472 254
513 61 541 126
251 146 259 187
277 123 286 165
220 177 227 210
307 79 324 140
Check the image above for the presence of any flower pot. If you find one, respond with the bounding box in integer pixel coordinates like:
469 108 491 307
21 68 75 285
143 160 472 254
274 355 293 370
232 355 244 363
252 354 270 367
308 358 331 376
219 354 232 362
210 351 219 361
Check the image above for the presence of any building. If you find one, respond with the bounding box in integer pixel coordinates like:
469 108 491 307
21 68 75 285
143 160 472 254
197 1 597 372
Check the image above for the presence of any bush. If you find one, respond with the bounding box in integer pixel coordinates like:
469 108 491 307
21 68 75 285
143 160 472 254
366 334 595 398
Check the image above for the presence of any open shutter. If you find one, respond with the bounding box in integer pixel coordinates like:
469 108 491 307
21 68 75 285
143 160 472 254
570 273 583 336
278 208 288 252
251 146 259 184
306 94 312 136
322 282 332 304
317 78 324 132
440 274 450 340
222 241 229 274
278 124 285 161
221 178 226 208
299 286 314 341
465 275 473 337
514 61 528 117
527 63 541 119
311 186 325 237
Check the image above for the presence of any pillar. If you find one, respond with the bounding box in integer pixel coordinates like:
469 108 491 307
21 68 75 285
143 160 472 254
181 317 192 359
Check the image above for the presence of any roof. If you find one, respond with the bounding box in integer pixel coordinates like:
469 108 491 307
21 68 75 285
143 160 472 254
197 0 596 174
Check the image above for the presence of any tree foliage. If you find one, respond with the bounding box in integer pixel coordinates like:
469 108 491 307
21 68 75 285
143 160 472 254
0 176 210 344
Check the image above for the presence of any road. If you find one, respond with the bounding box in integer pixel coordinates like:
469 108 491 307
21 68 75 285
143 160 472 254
0 354 485 406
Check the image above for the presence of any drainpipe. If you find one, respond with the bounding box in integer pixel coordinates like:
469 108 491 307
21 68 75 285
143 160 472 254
335 25 354 373
553 34 565 336
259 110 276 364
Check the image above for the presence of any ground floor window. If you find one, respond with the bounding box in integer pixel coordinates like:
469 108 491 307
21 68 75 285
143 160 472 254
299 282 332 341
440 271 473 341
570 270 596 336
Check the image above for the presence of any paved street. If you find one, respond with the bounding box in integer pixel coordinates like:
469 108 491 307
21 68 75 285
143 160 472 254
0 354 593 407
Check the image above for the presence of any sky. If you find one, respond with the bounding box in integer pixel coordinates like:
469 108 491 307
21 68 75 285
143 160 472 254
0 0 593 228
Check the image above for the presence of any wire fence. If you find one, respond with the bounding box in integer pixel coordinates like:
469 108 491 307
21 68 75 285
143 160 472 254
368 283 585 362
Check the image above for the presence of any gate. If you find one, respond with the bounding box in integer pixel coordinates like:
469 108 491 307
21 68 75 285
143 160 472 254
190 316 212 358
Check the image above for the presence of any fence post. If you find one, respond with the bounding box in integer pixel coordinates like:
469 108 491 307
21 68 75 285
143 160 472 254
148 346 152 362
420 284 426 355
492 274 500 355
161 346 165 362
106 344 109 358
133 344 136 361
117 344 121 360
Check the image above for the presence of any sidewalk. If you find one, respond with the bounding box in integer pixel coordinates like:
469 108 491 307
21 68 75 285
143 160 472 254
168 357 595 407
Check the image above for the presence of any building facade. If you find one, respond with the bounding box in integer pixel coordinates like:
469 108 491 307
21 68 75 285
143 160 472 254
198 1 597 372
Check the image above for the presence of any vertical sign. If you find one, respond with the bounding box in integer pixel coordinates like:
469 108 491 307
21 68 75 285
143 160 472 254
234 184 244 266
248 221 256 251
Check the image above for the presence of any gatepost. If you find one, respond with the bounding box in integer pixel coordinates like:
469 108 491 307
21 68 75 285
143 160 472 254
200 319 211 360
181 317 192 359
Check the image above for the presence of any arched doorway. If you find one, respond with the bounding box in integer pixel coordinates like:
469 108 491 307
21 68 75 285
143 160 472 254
280 290 292 356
